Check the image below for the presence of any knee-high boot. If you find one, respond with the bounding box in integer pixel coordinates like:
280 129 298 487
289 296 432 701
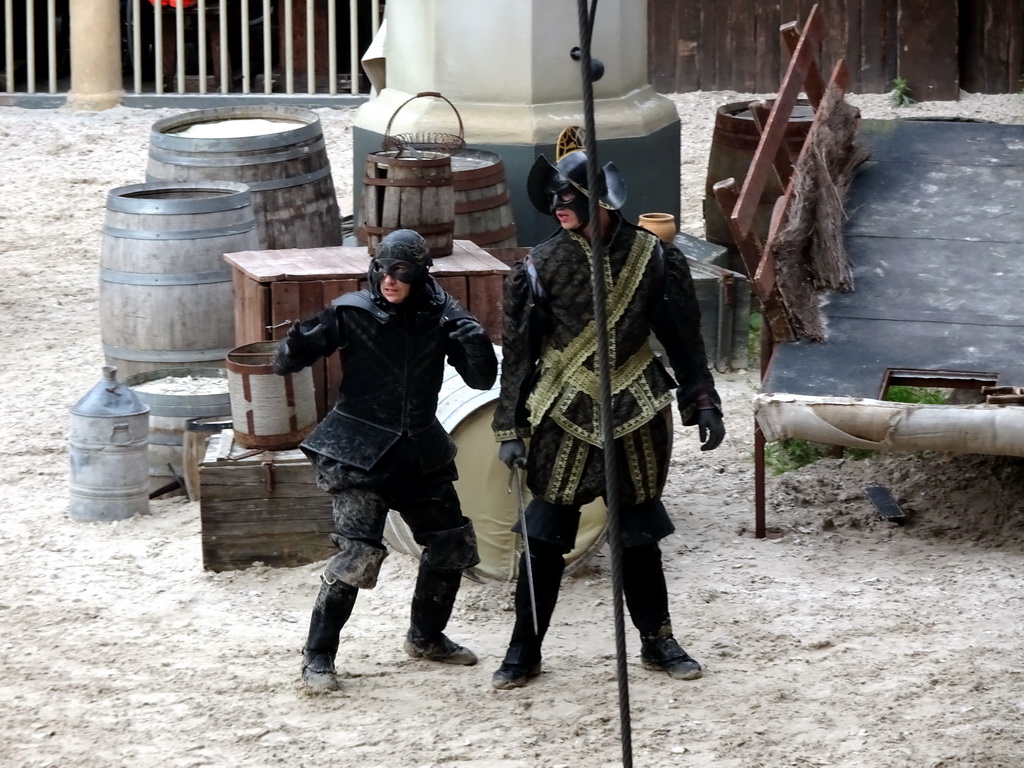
403 555 477 665
301 578 358 691
492 545 565 689
622 543 702 680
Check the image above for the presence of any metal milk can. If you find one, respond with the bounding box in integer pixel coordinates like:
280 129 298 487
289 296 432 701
68 365 151 522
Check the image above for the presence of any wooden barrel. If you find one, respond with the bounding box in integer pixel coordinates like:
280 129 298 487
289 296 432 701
383 355 608 582
226 341 318 451
146 106 342 250
359 149 454 258
101 181 260 377
451 150 518 248
703 100 814 256
125 367 232 495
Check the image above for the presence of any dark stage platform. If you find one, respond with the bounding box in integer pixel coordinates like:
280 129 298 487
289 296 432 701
763 118 1024 398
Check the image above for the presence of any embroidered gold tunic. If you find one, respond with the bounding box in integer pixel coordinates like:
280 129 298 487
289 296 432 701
492 219 720 506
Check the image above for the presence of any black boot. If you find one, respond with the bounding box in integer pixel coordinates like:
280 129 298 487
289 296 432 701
639 631 703 680
404 558 477 666
301 578 358 692
622 542 703 681
492 545 565 690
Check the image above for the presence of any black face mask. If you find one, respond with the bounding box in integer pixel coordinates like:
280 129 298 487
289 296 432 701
547 182 591 229
369 257 427 286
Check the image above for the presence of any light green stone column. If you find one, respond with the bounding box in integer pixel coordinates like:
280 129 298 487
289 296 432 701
353 1 680 246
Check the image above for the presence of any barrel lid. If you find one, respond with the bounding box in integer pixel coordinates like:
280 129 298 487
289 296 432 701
149 106 322 152
71 366 150 418
719 100 815 123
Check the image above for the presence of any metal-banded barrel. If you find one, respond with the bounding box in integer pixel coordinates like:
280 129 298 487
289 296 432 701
703 99 814 258
451 150 518 248
125 367 232 495
359 149 455 258
146 106 343 250
100 181 260 378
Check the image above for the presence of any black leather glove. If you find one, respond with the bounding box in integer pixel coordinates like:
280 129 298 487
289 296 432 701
696 408 725 452
284 320 326 354
274 321 327 375
448 317 488 344
498 438 527 469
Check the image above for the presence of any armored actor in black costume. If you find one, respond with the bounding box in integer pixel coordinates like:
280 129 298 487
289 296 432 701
273 229 498 692
491 151 726 689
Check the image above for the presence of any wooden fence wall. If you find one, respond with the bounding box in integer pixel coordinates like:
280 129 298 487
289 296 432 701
648 0 1024 100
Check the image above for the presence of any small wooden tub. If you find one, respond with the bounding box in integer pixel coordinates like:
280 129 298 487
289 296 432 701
226 341 317 451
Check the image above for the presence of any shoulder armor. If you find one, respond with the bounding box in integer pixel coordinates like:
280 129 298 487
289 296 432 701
439 294 473 325
332 289 389 322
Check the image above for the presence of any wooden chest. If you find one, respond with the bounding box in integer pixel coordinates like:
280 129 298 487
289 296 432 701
198 431 334 571
224 240 509 418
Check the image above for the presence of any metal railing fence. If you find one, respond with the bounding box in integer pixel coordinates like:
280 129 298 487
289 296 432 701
2 0 380 99
3 0 68 94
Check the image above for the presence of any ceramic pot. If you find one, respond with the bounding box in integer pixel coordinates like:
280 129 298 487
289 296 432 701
638 212 677 242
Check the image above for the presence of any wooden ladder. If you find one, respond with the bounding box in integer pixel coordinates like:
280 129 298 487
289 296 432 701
711 3 854 538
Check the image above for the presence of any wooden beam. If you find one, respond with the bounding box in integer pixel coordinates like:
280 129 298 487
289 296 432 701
732 5 825 240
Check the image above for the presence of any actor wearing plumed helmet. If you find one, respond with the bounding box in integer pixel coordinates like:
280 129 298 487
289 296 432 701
490 150 726 689
273 228 498 692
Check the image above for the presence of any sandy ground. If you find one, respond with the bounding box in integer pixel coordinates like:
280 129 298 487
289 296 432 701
1 89 1023 768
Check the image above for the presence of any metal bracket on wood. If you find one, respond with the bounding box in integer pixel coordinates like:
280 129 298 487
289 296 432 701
262 452 277 492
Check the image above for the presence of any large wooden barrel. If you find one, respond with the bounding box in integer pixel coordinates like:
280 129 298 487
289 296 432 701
451 150 518 248
704 100 814 259
359 149 454 258
101 181 260 377
384 355 608 582
146 106 342 250
125 367 232 495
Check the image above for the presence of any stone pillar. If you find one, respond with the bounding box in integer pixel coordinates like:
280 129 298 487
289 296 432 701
353 1 680 246
67 0 123 110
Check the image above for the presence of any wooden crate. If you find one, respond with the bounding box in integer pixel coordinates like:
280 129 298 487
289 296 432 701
224 240 509 418
198 431 334 572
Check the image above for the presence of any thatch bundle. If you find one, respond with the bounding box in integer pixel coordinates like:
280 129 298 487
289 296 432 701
772 83 871 341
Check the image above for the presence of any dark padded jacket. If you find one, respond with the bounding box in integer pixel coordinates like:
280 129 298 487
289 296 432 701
273 277 497 472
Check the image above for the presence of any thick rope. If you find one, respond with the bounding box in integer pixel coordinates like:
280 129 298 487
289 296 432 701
574 1 633 765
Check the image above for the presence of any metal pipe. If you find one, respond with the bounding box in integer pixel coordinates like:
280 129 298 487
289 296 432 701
262 0 271 93
218 0 227 93
47 0 56 93
349 0 357 95
327 0 336 96
241 0 251 93
175 0 184 93
4 0 12 94
25 0 35 93
154 0 163 94
198 0 207 93
284 0 293 94
305 0 314 94
371 0 379 35
132 0 141 94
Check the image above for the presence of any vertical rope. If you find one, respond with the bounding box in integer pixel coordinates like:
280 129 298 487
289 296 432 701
574 1 633 765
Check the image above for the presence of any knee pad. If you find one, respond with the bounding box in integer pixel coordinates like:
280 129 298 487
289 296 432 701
324 534 389 589
413 518 481 571
331 488 389 539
